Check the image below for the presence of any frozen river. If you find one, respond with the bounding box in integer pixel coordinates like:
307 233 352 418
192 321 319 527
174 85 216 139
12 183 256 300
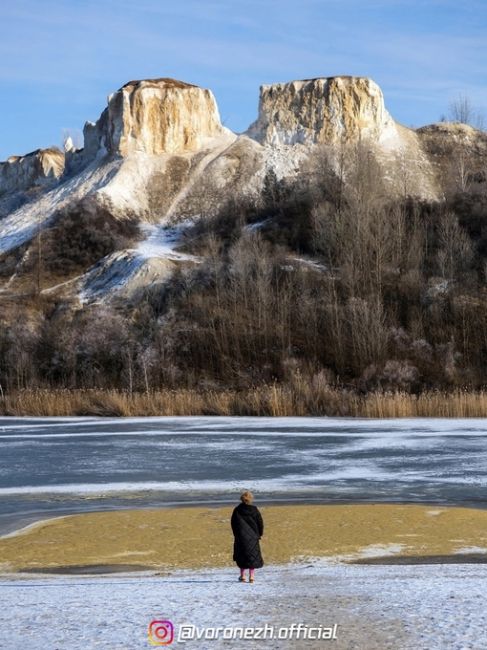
1 416 486 534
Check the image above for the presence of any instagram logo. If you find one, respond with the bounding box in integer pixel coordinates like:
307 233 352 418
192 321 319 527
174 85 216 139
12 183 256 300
148 619 174 645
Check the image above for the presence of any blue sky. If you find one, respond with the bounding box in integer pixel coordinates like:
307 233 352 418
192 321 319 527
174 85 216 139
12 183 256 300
0 0 486 159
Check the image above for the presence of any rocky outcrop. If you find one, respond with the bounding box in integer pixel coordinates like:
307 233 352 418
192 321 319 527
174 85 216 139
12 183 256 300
83 78 227 160
416 122 487 194
417 122 482 141
0 147 64 195
416 122 487 159
247 76 398 147
2 72 487 283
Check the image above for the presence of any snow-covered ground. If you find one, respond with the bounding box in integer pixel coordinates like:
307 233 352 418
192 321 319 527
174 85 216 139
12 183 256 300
78 221 198 302
136 222 198 262
0 158 122 256
1 561 486 649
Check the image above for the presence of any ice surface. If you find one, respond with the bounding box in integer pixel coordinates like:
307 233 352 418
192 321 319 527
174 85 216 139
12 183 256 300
1 416 487 533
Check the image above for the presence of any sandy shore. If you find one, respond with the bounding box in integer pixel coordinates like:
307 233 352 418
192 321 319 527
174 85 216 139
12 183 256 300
2 504 487 648
1 503 487 573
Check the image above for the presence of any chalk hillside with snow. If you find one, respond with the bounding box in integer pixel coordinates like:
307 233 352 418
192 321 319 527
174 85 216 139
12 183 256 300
1 75 486 304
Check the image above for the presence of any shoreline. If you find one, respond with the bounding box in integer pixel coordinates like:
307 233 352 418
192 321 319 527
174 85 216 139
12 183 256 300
1 503 487 575
3 387 487 417
3 497 487 539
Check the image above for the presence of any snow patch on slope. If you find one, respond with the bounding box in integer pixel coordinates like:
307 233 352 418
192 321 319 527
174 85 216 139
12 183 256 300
79 221 198 302
136 222 198 262
261 142 309 181
0 158 122 256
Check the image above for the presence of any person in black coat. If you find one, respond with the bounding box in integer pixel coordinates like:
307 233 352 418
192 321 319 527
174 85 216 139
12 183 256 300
231 490 264 583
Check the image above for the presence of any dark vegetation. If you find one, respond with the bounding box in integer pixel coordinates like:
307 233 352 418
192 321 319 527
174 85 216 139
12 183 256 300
39 205 140 275
1 141 487 415
0 205 140 289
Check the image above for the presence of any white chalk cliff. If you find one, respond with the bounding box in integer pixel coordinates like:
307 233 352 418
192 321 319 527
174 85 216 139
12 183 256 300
0 147 64 195
248 77 396 146
83 78 228 159
0 74 486 301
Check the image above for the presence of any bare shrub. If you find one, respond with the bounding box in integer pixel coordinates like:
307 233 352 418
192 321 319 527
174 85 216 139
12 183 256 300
40 205 140 275
362 360 419 392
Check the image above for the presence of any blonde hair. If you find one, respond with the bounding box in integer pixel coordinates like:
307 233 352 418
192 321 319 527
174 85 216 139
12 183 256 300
240 490 254 505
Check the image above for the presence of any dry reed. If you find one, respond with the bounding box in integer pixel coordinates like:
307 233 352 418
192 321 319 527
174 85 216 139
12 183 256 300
1 386 487 418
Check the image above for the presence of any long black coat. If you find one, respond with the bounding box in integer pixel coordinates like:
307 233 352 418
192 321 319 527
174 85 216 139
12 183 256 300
231 503 264 569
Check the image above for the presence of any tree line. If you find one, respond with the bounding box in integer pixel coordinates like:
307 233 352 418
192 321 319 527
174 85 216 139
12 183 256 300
1 138 487 396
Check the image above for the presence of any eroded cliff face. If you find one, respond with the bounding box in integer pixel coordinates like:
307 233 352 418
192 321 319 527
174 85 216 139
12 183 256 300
2 72 486 299
247 76 398 147
83 78 227 159
0 147 64 195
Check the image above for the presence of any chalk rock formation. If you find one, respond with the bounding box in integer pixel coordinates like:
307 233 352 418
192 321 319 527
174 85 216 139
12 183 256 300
3 71 486 300
0 147 64 195
247 76 398 147
83 78 227 160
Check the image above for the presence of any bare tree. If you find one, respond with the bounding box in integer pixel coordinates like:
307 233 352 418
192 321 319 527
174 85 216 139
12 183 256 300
436 212 473 279
449 94 485 130
451 145 473 193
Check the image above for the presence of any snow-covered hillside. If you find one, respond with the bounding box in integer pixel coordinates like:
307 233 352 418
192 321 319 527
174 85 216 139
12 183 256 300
1 75 486 303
